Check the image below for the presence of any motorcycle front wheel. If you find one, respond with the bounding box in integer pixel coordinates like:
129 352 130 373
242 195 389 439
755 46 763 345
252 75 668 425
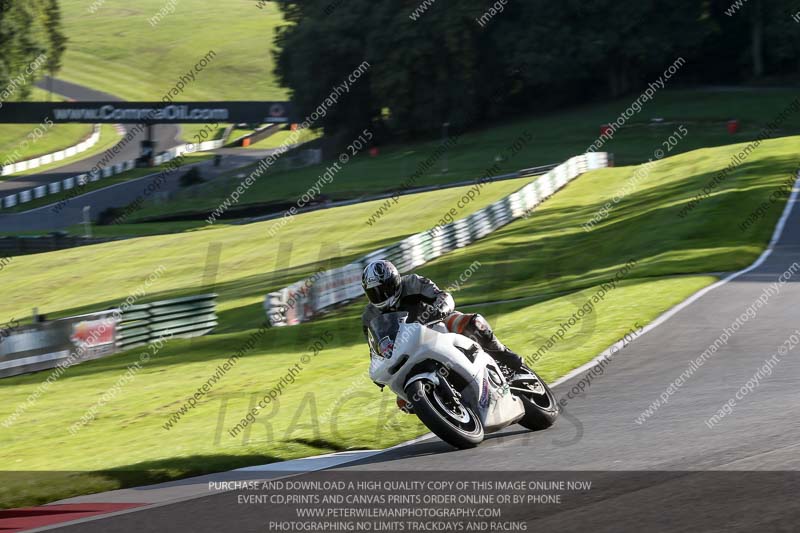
405 379 484 449
512 370 559 431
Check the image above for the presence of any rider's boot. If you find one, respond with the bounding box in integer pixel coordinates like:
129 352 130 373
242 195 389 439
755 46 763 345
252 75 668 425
484 340 530 374
462 313 532 375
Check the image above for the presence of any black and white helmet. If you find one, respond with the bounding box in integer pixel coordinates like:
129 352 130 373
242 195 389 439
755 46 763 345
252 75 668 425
362 260 402 309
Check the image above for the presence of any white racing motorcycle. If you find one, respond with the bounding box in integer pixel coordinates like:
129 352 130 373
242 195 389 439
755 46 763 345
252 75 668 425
368 311 558 449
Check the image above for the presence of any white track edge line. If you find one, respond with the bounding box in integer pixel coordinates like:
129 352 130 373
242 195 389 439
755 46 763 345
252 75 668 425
8 145 286 216
550 171 800 389
10 162 206 215
25 173 799 531
27 437 438 531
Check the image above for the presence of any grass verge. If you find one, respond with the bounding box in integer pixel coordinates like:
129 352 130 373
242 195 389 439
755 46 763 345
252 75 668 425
0 124 93 168
58 0 286 101
4 125 122 179
0 136 798 507
123 88 800 222
0 89 99 168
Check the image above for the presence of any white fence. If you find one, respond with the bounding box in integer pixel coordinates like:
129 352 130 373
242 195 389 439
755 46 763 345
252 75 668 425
1 124 102 177
265 152 611 326
1 159 136 209
0 138 227 211
153 138 226 165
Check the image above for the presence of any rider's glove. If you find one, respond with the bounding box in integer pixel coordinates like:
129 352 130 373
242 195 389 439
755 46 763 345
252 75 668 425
433 292 455 316
420 301 447 323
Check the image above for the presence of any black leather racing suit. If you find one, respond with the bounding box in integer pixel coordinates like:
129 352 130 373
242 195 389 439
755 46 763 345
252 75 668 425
361 274 525 371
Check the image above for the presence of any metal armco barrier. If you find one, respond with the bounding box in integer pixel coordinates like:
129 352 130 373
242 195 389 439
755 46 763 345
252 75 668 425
0 294 218 378
153 139 226 165
117 293 218 350
265 152 610 326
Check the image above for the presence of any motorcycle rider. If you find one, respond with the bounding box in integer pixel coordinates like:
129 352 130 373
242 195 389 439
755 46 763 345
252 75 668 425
361 260 531 385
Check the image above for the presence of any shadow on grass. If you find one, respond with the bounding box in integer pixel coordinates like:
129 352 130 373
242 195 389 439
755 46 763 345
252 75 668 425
4 148 798 382
0 453 281 509
409 151 800 309
26 148 797 334
35 229 413 334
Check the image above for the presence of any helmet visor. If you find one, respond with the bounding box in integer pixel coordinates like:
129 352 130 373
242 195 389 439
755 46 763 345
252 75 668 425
365 277 400 308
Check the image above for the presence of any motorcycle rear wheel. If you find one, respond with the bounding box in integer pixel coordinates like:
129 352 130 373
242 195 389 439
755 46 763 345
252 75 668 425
405 379 484 449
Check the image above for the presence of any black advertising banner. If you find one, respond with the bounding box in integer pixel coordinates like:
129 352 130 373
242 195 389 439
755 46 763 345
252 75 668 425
0 101 293 124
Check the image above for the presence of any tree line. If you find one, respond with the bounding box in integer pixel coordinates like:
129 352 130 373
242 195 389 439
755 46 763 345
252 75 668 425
0 0 66 101
273 0 800 143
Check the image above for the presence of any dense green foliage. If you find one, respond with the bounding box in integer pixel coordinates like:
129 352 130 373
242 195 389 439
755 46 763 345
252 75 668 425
0 0 66 100
274 0 800 141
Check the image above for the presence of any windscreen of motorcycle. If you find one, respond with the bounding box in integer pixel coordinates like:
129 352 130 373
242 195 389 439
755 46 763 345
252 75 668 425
368 311 409 359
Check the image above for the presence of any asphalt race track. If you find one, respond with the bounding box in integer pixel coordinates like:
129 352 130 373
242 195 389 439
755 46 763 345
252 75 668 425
31 180 800 532
0 77 181 196
0 147 282 233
